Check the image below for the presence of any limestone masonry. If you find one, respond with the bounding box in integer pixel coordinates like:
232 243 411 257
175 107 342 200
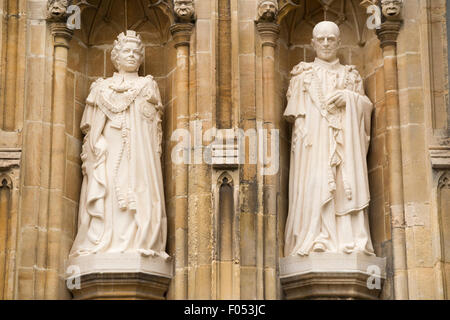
0 0 449 300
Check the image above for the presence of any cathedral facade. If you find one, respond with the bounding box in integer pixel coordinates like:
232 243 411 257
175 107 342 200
0 0 449 300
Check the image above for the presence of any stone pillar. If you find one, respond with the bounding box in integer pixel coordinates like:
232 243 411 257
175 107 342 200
0 142 21 299
376 16 409 300
256 15 280 300
169 22 194 300
45 20 73 299
2 0 19 131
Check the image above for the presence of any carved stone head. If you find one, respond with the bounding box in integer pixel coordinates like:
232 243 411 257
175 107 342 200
174 0 195 22
47 0 70 21
258 0 278 22
381 0 403 18
111 31 145 73
311 21 341 63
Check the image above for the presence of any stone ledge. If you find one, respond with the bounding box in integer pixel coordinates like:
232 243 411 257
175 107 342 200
280 253 386 300
66 253 173 300
430 146 450 169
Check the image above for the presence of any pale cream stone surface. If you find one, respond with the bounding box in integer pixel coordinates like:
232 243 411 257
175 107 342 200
69 31 168 259
280 252 386 300
284 22 375 258
0 0 447 300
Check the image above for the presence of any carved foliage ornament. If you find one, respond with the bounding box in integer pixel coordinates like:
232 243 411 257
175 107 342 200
257 0 279 23
47 0 72 21
381 0 403 19
173 0 195 23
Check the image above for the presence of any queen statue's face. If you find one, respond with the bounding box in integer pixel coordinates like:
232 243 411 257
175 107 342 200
311 23 341 62
116 41 142 73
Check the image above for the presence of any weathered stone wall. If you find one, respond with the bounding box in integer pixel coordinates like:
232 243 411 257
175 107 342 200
0 0 448 300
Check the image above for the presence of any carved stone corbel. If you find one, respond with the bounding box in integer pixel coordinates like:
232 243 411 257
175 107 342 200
257 0 278 23
376 0 403 48
380 0 403 20
47 0 74 44
47 0 72 22
173 0 195 24
256 0 280 46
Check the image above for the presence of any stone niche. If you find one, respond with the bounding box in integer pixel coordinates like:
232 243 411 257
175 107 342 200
276 0 391 299
64 0 177 299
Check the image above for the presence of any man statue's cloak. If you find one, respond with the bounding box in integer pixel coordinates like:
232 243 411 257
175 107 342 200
284 58 373 257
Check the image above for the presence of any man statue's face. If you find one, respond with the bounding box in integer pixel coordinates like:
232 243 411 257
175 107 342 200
311 24 341 62
116 41 142 73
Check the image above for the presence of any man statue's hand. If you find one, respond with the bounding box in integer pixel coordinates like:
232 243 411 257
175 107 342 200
326 90 346 108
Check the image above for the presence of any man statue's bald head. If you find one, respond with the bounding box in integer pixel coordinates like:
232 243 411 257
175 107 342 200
311 21 341 62
313 21 341 38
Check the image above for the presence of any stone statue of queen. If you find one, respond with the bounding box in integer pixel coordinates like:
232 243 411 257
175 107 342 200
69 31 168 259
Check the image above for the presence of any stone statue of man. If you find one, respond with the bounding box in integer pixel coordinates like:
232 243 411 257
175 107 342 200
284 21 375 257
69 31 168 259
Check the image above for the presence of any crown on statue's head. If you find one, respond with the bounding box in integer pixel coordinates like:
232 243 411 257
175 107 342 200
116 30 142 43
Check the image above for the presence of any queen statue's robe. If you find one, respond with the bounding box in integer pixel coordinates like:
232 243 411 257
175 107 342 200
69 72 168 259
284 58 375 257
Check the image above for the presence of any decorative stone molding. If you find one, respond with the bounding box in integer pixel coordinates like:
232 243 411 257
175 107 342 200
0 149 21 171
50 22 74 47
256 22 280 47
430 146 450 169
280 253 386 300
169 22 194 47
211 129 239 169
376 19 402 48
67 253 173 300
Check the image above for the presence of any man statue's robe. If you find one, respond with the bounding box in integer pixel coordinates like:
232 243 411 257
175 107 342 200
284 58 375 257
70 72 168 258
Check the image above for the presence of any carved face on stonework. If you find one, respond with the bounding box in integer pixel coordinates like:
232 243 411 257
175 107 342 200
381 0 403 17
174 0 194 21
111 31 145 73
48 0 69 19
258 1 278 21
311 21 341 63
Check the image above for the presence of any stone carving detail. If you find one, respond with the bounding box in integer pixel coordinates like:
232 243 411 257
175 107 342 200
47 0 71 21
69 31 168 260
381 0 403 19
257 0 278 22
173 0 195 23
284 21 375 257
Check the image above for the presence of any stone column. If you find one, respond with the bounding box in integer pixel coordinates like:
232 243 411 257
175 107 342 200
376 17 409 300
169 22 194 300
45 20 73 299
0 144 21 299
2 0 19 131
256 16 280 300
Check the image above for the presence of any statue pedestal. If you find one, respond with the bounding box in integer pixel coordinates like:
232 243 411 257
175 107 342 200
280 252 386 300
65 253 173 300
